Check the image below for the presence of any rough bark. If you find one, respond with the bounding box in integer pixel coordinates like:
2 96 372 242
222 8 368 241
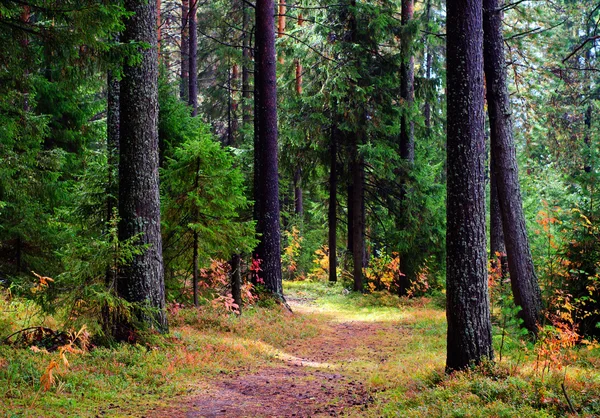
483 0 541 334
188 0 198 115
157 0 162 59
118 0 167 334
254 0 283 297
400 0 415 163
329 120 338 282
446 0 493 371
180 0 189 101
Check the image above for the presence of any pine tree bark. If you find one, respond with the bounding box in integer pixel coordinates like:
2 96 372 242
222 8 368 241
180 0 189 101
118 0 167 334
483 0 541 334
329 119 338 282
446 0 493 371
188 0 198 115
400 0 415 163
254 0 283 297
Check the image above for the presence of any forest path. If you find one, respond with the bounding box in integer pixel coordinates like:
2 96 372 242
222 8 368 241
147 287 444 418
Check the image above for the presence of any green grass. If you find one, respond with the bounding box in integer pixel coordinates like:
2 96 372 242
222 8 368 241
1 282 599 417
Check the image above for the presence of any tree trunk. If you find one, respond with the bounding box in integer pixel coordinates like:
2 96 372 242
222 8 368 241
180 0 189 101
295 15 303 95
329 119 338 282
157 0 162 59
188 0 198 115
294 167 303 216
106 69 120 294
231 253 242 314
424 0 432 132
490 149 507 278
351 140 365 292
483 0 541 334
347 177 354 260
193 231 199 307
400 0 415 163
446 0 493 372
118 0 167 334
254 0 283 297
242 4 251 130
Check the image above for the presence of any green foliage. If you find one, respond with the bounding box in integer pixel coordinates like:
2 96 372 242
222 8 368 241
160 88 256 298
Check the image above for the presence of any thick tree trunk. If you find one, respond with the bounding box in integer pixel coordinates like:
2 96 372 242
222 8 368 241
254 0 283 297
118 0 167 334
446 0 493 371
329 120 338 282
483 0 541 334
400 0 415 163
180 0 189 101
188 0 198 115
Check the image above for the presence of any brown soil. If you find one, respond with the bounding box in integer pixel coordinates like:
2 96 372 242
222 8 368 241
145 297 398 418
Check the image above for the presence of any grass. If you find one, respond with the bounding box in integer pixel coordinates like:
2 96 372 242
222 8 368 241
1 282 599 417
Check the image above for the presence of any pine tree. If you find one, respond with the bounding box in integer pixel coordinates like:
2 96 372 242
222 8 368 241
446 0 493 371
117 0 167 334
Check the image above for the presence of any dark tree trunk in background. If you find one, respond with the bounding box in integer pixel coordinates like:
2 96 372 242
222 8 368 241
294 167 303 216
584 104 592 173
254 0 283 297
424 0 432 132
106 70 120 296
329 120 338 282
118 0 167 334
347 178 354 259
351 141 365 292
106 71 120 227
188 0 198 116
446 0 493 372
483 0 541 334
490 149 507 278
242 4 251 130
180 0 189 101
231 253 242 314
400 0 415 163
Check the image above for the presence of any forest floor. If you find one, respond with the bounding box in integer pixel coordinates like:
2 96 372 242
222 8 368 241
1 281 600 417
146 288 438 418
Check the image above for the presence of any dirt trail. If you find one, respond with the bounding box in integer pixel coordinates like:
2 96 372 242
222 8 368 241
147 296 404 418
